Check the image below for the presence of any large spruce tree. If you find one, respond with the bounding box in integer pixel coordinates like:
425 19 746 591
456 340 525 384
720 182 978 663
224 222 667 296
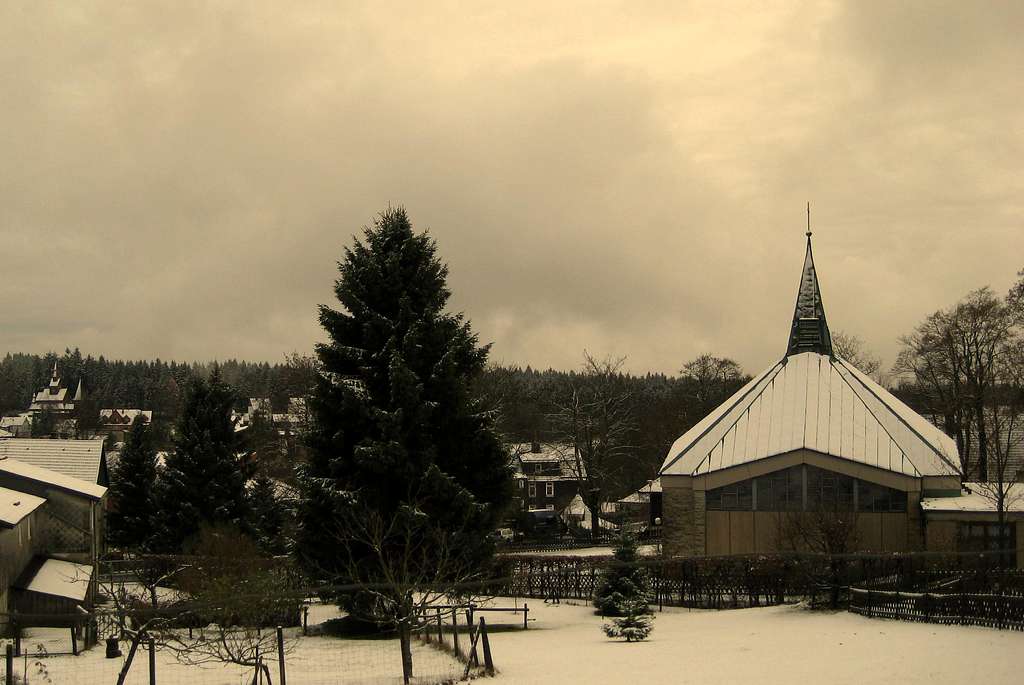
155 369 250 551
108 415 158 550
295 207 512 579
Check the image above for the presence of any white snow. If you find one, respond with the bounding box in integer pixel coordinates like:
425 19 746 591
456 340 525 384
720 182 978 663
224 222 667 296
0 485 45 526
10 597 1021 684
503 544 658 558
479 598 1022 685
21 559 92 601
3 626 466 685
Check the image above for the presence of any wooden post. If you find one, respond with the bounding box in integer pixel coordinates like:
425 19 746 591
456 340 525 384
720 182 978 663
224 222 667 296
13 634 20 658
148 637 156 685
466 613 479 668
302 606 309 636
277 626 287 685
71 626 78 656
523 603 529 630
255 645 261 685
5 644 13 685
436 607 443 645
478 617 494 676
451 609 461 657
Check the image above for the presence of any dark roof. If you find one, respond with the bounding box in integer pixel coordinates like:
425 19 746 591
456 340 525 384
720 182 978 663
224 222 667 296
786 233 833 356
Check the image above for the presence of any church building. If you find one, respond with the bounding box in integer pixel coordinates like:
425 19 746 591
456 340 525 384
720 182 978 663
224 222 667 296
28 363 84 417
658 232 1021 564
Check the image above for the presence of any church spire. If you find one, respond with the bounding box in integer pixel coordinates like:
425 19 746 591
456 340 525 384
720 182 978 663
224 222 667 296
786 214 833 356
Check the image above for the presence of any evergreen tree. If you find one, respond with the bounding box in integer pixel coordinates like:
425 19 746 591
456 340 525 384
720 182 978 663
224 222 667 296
602 596 654 642
249 474 287 556
294 206 513 580
108 415 158 550
154 369 250 551
594 531 652 616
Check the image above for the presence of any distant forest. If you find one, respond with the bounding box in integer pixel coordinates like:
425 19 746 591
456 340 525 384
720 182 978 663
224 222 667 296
0 349 317 420
0 349 760 496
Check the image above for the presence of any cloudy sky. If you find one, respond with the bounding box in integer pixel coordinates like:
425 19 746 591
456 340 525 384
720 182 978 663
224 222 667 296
2 1 1022 376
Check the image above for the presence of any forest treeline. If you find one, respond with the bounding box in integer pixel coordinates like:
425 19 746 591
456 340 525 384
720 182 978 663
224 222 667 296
0 348 751 497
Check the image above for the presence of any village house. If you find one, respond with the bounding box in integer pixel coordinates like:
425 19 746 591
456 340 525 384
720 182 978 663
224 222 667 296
97 408 153 443
0 414 33 438
613 478 663 530
510 443 582 514
658 234 1024 566
0 455 107 635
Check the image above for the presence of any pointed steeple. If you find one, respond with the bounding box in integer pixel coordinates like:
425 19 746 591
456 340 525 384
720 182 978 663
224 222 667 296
786 229 833 356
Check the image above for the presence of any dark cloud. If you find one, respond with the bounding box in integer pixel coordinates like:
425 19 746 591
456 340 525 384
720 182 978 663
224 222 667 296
1 2 1021 376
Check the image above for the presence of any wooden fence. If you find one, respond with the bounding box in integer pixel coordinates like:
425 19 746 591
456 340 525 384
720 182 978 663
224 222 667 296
496 550 1024 611
849 587 1024 631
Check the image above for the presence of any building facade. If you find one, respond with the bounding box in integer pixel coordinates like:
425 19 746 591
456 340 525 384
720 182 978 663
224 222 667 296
658 233 1022 565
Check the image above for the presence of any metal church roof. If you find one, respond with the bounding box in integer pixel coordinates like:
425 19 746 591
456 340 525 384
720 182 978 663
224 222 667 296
660 232 959 480
659 352 960 478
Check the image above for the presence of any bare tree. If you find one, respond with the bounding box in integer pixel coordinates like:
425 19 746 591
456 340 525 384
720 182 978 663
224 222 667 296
323 490 496 684
677 354 749 434
831 330 883 382
894 288 1014 480
973 339 1024 565
551 353 637 539
776 508 860 555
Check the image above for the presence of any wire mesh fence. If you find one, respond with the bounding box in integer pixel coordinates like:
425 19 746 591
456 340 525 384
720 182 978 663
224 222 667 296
1 603 493 685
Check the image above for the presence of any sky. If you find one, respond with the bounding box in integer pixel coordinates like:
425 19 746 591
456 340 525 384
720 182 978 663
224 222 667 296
2 1 1022 376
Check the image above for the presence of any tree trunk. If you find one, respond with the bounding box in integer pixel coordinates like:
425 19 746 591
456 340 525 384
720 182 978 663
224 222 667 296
975 401 988 481
399 620 413 685
116 633 144 685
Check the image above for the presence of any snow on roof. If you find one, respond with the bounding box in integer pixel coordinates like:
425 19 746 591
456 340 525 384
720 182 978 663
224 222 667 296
512 443 584 479
515 443 574 461
921 483 1024 513
0 427 13 439
616 478 662 505
0 486 45 527
17 558 93 601
1 414 31 427
660 352 960 479
0 457 107 500
0 438 106 484
561 494 618 529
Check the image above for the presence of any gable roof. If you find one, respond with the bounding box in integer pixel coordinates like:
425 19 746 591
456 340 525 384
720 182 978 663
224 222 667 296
0 438 107 485
0 486 46 527
660 352 959 478
0 457 107 501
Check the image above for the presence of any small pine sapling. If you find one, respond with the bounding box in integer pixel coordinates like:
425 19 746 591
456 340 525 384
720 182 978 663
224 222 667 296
594 531 652 617
602 597 654 642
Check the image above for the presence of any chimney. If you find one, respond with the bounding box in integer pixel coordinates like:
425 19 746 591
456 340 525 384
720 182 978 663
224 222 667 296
530 440 540 454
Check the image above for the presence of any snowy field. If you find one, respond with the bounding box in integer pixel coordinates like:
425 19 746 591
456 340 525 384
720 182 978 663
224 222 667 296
480 598 1022 685
8 598 1021 684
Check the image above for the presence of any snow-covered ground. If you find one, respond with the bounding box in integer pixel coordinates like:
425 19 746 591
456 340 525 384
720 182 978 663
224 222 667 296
480 598 1022 685
503 544 659 558
9 598 1020 684
4 624 464 684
